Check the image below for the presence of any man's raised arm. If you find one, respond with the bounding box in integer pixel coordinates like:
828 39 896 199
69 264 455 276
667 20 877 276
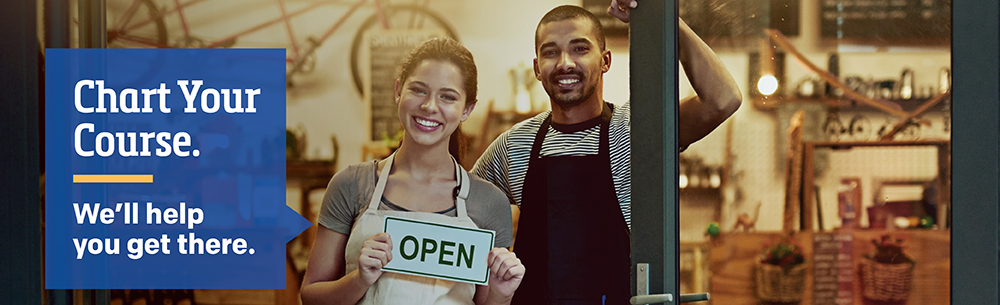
609 0 742 149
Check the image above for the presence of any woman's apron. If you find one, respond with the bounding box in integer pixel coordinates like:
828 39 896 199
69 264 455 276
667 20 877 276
510 103 632 304
343 153 479 305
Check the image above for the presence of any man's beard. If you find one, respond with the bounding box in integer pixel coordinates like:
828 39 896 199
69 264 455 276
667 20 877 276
544 72 596 108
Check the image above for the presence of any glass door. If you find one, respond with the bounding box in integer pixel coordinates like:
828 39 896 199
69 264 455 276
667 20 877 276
666 1 969 304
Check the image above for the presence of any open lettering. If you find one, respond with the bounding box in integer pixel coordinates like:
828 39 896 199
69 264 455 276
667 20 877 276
398 236 475 269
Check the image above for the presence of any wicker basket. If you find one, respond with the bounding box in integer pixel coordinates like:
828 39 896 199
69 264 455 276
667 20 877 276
755 262 807 303
861 258 914 301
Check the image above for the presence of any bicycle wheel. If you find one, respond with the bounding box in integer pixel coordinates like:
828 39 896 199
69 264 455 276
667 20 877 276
105 0 170 88
349 4 459 97
823 113 845 141
848 115 873 141
895 120 922 141
106 0 168 48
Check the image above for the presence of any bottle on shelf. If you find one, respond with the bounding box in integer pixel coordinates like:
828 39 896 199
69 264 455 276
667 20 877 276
899 68 914 100
825 53 842 98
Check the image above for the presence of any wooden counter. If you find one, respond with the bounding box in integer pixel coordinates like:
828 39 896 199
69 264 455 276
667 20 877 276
709 230 949 305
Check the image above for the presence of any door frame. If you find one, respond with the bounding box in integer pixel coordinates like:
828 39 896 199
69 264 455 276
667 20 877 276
630 0 680 300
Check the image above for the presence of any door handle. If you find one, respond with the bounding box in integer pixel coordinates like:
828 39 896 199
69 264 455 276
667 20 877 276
629 293 710 304
632 263 710 304
631 293 672 304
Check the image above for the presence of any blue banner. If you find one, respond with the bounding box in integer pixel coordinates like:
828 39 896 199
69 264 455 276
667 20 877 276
45 49 311 289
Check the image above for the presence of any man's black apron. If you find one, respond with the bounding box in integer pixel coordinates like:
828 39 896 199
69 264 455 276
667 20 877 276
511 102 631 305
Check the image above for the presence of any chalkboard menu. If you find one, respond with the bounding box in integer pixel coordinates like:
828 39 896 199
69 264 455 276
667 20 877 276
813 233 855 305
680 0 799 38
583 0 629 37
368 31 443 141
820 0 951 40
586 0 801 39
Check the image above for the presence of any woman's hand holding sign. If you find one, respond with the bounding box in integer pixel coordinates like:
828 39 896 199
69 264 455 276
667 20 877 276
484 248 525 304
358 233 393 285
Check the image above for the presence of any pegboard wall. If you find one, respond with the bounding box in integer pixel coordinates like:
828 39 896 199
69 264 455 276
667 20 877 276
814 145 941 228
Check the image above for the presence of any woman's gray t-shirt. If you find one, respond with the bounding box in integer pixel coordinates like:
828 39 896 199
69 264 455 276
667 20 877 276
318 161 514 248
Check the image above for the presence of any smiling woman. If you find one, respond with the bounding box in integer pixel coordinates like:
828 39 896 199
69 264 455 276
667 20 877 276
393 38 479 162
300 38 525 305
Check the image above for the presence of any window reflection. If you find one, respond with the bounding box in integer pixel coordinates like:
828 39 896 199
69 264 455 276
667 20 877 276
678 1 951 304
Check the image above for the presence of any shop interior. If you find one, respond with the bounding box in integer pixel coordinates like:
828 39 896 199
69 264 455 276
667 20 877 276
47 0 951 304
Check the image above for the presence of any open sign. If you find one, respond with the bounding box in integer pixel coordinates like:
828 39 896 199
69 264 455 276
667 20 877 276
382 216 495 285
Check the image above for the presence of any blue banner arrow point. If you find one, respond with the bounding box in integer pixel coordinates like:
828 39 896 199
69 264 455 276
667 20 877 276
279 205 313 242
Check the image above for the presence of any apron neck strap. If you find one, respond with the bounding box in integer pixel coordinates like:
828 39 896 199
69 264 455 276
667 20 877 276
530 102 615 160
366 153 396 211
366 153 471 218
454 156 470 218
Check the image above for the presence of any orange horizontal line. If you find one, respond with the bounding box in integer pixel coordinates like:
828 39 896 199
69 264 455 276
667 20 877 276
73 174 153 183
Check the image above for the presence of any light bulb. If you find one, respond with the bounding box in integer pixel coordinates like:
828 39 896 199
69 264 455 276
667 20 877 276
515 90 531 114
757 75 778 96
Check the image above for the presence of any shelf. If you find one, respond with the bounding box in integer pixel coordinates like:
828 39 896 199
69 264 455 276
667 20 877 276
679 186 723 192
784 97 950 112
807 139 950 149
755 95 950 113
286 160 337 179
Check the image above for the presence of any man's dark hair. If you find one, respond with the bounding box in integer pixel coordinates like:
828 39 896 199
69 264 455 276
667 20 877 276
534 5 607 53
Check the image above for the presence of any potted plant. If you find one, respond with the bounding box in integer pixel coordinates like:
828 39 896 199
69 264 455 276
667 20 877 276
756 235 807 303
861 234 915 303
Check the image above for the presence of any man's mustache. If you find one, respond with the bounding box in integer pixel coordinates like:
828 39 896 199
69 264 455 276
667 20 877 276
549 71 585 83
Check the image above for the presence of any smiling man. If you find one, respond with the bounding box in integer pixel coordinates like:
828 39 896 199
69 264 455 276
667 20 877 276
472 3 741 304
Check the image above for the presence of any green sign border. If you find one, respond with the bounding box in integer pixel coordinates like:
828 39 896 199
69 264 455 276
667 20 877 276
381 216 495 285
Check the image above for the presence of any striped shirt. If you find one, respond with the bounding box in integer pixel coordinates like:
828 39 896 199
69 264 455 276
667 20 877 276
471 101 632 229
